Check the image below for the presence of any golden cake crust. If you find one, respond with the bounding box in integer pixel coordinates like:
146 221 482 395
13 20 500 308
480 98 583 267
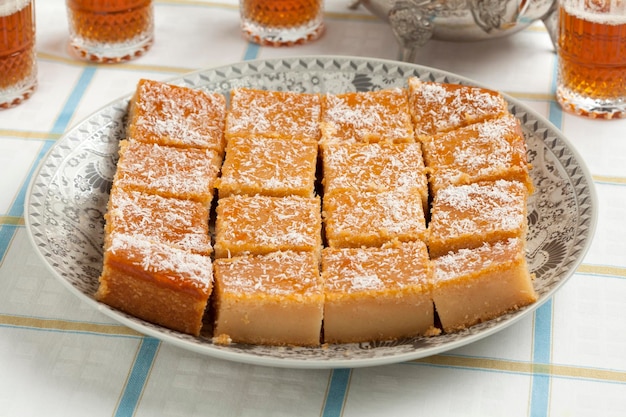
128 79 226 153
225 88 321 141
428 180 528 258
214 195 322 258
321 88 414 143
217 136 318 198
422 114 534 193
408 77 509 137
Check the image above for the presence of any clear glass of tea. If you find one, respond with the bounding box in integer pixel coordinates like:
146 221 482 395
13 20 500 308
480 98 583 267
556 0 626 119
65 0 154 63
239 0 325 46
0 0 37 109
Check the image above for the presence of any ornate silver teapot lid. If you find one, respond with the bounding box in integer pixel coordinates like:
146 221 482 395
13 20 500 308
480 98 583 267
352 0 558 61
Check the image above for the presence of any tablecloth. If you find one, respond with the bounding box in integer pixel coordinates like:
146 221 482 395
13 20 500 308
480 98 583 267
1 1 625 416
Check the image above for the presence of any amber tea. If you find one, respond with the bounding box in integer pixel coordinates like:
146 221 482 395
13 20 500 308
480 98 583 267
66 0 154 63
239 0 324 46
556 0 626 119
0 0 36 109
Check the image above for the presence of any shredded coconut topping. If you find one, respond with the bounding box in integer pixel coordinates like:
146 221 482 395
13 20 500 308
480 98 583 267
132 80 225 149
226 88 321 140
431 180 527 236
321 88 414 142
322 242 431 294
409 78 508 135
107 233 213 291
215 251 322 296
433 238 522 282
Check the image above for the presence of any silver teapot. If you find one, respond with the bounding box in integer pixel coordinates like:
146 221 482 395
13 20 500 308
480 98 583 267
352 0 558 61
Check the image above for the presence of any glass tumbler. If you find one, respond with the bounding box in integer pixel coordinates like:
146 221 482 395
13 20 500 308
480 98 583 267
239 0 325 46
66 0 154 63
556 0 626 119
0 0 37 109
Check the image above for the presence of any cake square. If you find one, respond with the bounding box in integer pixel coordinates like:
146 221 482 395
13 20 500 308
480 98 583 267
422 114 533 193
322 189 427 248
321 141 429 212
225 87 321 141
97 233 213 336
104 186 212 256
428 180 528 258
214 195 322 258
431 237 537 332
216 136 318 198
128 79 226 153
321 88 414 143
114 140 222 207
213 250 324 346
321 241 435 344
408 78 509 137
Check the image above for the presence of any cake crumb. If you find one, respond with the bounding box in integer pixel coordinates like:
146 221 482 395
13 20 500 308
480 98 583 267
213 334 233 345
424 326 442 337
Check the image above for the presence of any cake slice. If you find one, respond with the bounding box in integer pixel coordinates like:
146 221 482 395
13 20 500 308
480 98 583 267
321 88 414 143
97 233 214 336
214 195 322 259
128 79 226 154
113 140 221 207
321 141 429 212
408 78 509 137
104 186 212 256
431 237 537 332
422 114 533 193
213 250 324 346
225 87 321 141
322 241 435 344
428 180 528 258
216 136 318 198
322 189 427 248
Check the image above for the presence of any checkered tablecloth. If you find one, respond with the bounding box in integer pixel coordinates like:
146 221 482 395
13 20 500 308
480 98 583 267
1 1 625 416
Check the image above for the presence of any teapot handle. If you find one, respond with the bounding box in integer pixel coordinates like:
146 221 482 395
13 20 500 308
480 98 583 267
540 1 558 51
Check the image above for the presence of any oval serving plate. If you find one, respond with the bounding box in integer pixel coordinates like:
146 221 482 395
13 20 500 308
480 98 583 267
25 56 597 369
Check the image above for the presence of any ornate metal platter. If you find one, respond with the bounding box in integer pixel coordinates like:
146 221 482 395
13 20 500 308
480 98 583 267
25 56 596 368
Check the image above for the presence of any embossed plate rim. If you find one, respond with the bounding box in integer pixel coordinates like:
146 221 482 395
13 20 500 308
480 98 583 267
25 55 597 369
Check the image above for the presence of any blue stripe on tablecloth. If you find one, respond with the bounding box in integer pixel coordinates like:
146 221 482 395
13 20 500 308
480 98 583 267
530 300 553 417
243 42 260 61
548 57 564 131
51 66 97 135
0 224 18 261
115 337 160 417
322 368 351 417
528 58 563 416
